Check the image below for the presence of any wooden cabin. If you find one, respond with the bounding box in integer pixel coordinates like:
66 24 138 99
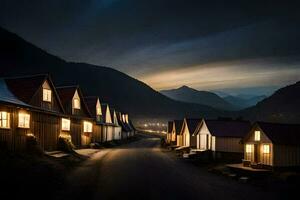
101 103 114 142
180 118 201 148
194 119 251 159
84 96 104 143
167 121 173 144
0 74 65 151
243 122 300 168
117 112 130 139
110 108 122 140
175 120 184 147
56 86 93 147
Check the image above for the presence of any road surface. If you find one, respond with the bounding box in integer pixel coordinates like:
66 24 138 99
55 135 285 200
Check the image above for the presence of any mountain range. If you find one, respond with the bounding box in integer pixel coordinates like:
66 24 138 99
0 27 229 124
160 86 267 110
160 86 237 111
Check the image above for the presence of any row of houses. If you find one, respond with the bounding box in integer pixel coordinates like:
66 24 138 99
0 74 135 152
167 118 300 169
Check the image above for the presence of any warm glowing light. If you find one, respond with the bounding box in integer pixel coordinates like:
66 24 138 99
263 144 270 154
83 121 93 132
96 106 102 116
73 98 80 109
254 131 260 141
0 111 9 128
18 112 30 128
246 144 252 153
43 88 52 102
26 133 34 137
61 118 71 131
144 124 148 127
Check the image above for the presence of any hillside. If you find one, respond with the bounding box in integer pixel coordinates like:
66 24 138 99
224 95 267 109
0 27 229 122
160 86 237 111
242 81 300 123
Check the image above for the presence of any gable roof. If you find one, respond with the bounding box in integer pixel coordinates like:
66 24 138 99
256 121 300 146
185 118 201 135
174 120 183 135
205 119 251 137
56 85 91 117
4 74 47 103
4 74 65 113
101 103 113 124
168 121 173 133
116 112 130 132
84 96 98 117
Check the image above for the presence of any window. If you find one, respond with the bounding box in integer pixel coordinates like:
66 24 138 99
83 121 92 133
43 88 52 102
61 118 70 131
263 144 270 154
18 112 30 128
254 130 261 141
246 144 252 153
73 98 80 109
0 111 9 128
96 106 101 116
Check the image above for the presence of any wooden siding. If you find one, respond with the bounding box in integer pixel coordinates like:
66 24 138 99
113 126 122 140
93 124 103 143
0 105 61 151
107 126 114 141
70 119 82 147
273 145 300 167
215 137 243 153
32 112 60 151
177 135 183 146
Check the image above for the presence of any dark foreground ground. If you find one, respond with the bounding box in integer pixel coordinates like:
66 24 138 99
1 134 299 200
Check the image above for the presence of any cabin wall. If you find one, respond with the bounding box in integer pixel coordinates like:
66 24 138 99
177 135 183 146
107 125 114 141
93 124 102 143
32 112 60 151
215 137 243 153
70 119 82 147
273 145 300 167
114 126 122 140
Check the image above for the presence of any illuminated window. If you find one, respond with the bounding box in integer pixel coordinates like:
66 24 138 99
61 118 70 131
96 106 101 116
246 144 252 153
83 121 93 133
263 144 270 154
73 98 80 109
43 88 52 102
18 112 30 128
254 131 261 141
0 112 9 128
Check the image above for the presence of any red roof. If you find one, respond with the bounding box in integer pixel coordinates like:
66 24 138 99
56 86 77 107
5 74 47 103
56 85 91 117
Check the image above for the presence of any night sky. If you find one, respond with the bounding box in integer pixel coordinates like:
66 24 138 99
1 0 300 95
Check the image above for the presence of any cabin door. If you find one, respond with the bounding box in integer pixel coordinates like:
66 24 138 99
254 144 260 163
